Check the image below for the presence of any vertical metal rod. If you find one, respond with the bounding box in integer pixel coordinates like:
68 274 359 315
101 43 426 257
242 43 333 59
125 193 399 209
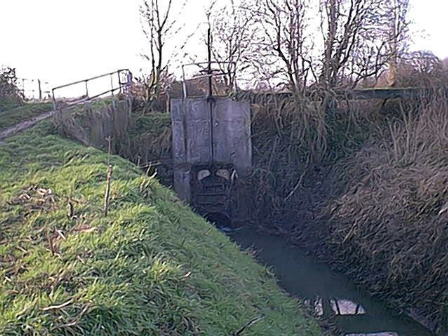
126 70 133 95
52 89 57 110
207 23 215 163
207 26 213 99
110 73 114 96
85 80 89 98
182 65 188 99
38 79 42 101
209 100 215 163
117 71 122 94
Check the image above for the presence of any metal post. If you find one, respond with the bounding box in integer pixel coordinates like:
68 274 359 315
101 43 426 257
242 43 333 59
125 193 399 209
85 80 89 98
52 89 57 110
110 73 114 96
182 65 188 99
207 26 213 99
21 79 25 99
38 79 42 101
117 71 122 94
126 70 133 95
206 21 215 163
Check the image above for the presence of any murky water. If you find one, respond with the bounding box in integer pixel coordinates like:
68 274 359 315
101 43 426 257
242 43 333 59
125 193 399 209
228 228 433 336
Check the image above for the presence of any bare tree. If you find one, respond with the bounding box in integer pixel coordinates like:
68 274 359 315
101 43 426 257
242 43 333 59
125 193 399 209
206 0 410 92
394 50 448 87
248 0 315 93
318 0 395 88
207 1 256 92
383 0 410 86
141 0 180 111
266 0 314 92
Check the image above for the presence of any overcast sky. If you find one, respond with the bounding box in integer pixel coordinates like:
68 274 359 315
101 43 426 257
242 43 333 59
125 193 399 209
0 0 447 88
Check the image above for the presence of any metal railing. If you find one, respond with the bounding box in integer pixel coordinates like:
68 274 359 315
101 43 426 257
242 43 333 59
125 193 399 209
51 69 133 110
0 66 51 102
181 61 237 98
17 78 51 101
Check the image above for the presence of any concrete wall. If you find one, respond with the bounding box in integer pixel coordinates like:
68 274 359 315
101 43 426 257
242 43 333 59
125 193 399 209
53 99 131 153
171 97 252 172
171 97 252 202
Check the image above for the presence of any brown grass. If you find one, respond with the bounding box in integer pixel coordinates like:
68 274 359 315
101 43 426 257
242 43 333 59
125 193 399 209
327 93 448 332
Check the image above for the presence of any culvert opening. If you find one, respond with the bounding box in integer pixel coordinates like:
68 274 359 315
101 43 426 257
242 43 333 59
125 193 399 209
204 212 231 229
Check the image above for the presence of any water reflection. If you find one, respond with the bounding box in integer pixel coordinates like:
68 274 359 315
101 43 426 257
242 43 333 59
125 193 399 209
304 298 366 316
227 229 433 336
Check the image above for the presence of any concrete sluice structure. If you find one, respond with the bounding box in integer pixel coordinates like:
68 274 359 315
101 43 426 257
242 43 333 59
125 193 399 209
171 97 252 227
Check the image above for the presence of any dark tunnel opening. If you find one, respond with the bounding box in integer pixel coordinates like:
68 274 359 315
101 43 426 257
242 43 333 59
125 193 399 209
204 212 232 229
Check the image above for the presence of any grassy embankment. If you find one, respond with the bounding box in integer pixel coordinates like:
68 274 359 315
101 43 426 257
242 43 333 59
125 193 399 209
0 103 53 130
326 95 448 332
105 93 448 331
0 121 322 335
250 92 448 332
124 112 171 164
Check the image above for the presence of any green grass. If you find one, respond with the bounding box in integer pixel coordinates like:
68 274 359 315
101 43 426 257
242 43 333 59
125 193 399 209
0 102 53 130
126 112 172 163
0 122 322 335
130 113 171 135
0 96 23 113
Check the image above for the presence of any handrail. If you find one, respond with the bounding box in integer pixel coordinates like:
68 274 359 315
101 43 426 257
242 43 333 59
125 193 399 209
51 69 132 110
181 61 237 99
52 69 130 91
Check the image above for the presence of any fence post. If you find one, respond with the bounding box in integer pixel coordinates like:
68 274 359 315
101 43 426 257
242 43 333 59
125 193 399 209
52 89 57 110
110 73 114 96
38 79 42 101
117 71 122 94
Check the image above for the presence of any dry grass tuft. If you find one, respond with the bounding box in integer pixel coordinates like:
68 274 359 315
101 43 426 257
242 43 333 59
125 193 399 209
328 93 448 332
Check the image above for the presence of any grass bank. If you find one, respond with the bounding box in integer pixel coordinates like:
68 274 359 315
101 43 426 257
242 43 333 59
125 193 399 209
0 122 322 335
325 95 448 332
243 93 448 331
0 102 53 130
124 112 171 165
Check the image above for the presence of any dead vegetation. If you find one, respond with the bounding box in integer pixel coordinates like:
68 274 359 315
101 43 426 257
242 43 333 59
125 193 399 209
323 93 448 333
9 186 57 212
248 90 386 222
247 78 448 332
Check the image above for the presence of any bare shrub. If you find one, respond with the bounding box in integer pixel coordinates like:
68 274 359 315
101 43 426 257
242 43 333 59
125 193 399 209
395 51 448 87
0 67 24 111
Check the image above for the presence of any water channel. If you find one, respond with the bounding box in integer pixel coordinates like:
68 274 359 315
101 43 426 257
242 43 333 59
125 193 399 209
227 228 434 336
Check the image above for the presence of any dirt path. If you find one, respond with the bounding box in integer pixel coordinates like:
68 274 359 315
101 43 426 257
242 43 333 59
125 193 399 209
0 109 57 141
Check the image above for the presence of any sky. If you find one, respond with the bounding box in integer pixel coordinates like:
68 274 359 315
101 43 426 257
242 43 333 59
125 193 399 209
0 0 447 92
